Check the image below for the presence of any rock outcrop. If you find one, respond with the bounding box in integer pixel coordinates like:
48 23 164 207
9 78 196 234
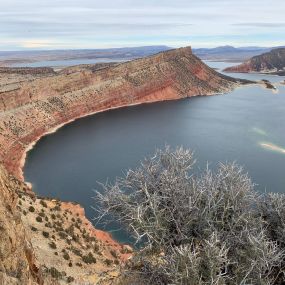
0 165 42 285
0 46 244 181
224 48 285 74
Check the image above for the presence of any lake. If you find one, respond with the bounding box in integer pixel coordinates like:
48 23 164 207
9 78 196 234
24 61 285 244
12 58 128 68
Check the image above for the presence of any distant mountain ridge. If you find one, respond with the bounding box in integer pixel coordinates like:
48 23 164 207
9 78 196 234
0 45 281 67
1 45 285 67
192 45 285 62
0 46 172 66
224 48 285 74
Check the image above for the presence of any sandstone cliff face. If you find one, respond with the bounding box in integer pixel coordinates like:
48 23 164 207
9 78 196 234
0 165 42 285
224 48 285 74
0 47 242 180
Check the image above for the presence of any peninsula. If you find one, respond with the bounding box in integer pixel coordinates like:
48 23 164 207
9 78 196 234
0 47 246 181
224 48 285 75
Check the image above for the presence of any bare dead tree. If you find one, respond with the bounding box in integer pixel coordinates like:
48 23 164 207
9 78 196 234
94 146 285 285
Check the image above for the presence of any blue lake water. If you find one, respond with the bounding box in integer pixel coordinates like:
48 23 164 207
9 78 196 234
12 58 128 68
24 61 285 244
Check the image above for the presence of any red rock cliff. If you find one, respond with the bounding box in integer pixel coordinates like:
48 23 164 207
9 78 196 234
0 46 241 180
224 48 285 74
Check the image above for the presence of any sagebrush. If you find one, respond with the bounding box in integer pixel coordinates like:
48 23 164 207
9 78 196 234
95 147 285 285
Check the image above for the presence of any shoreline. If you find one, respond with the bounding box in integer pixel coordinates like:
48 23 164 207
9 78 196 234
20 97 189 184
20 81 251 185
19 98 185 247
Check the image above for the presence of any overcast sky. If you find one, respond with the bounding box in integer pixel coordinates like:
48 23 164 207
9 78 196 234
0 0 285 50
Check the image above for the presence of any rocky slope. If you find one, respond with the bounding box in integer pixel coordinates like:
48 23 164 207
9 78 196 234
0 46 248 284
224 48 285 74
0 165 42 285
0 164 131 284
17 191 132 284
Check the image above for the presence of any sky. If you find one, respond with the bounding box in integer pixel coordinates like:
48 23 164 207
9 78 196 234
0 0 285 50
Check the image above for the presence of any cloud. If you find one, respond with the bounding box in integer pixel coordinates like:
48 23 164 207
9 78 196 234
20 39 61 49
0 0 285 50
233 23 285 28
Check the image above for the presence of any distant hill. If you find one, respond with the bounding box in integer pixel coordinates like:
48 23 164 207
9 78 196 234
0 46 171 67
224 48 285 74
2 45 285 67
192 45 273 62
193 46 272 62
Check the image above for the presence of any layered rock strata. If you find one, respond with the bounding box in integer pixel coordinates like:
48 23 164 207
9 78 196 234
0 47 243 181
224 48 285 74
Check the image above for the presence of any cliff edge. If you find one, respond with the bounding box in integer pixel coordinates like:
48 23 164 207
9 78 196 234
0 46 244 180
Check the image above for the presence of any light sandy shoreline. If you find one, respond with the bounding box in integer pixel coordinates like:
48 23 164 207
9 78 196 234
260 142 285 154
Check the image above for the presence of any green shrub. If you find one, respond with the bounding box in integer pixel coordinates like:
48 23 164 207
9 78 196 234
114 259 120 265
49 241 57 249
110 250 117 258
93 244 100 252
40 200 48 208
49 267 62 279
31 226 37 232
104 259 112 266
71 247 82 257
72 234 79 242
42 231 49 238
58 231 67 239
45 222 52 228
53 205 61 211
36 216 43 223
28 206 35 212
82 252 96 264
63 252 70 260
67 276 74 283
